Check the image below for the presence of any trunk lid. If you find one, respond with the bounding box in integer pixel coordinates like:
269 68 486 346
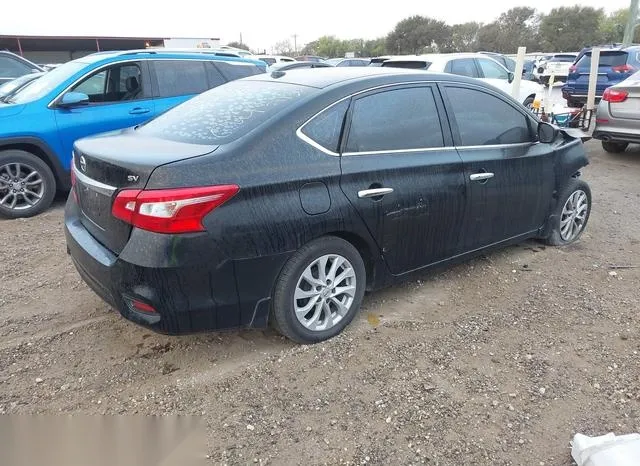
73 129 217 254
607 80 640 120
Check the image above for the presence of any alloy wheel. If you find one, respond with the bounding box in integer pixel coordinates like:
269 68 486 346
0 162 44 211
560 189 588 242
294 254 356 332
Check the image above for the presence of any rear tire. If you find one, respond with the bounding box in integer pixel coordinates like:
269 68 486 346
544 178 591 246
0 150 56 219
271 236 366 344
523 96 535 110
601 141 628 153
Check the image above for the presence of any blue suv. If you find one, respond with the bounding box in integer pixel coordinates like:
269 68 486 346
0 50 266 218
562 46 640 107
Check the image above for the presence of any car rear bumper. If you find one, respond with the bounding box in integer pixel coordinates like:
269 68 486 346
593 130 640 144
64 196 284 335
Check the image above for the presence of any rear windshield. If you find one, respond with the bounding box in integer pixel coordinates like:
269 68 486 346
137 80 312 145
549 55 576 63
382 60 431 70
577 51 628 68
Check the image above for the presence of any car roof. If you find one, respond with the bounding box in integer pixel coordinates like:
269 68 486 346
73 49 265 66
245 66 487 90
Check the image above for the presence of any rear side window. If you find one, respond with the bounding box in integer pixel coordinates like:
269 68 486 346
154 60 208 97
577 52 628 68
214 62 264 81
447 59 478 78
382 60 431 70
345 87 444 153
137 80 312 145
445 86 532 146
300 100 349 153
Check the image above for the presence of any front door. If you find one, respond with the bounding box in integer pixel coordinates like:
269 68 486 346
54 61 154 167
339 84 467 275
440 84 555 252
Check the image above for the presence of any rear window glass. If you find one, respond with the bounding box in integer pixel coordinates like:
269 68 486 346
382 61 431 70
577 52 628 68
137 80 311 145
549 55 576 63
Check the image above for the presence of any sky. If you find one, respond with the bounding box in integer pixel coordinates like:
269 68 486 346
3 0 631 52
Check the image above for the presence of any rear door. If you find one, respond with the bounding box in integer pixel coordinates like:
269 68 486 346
54 60 154 167
440 84 555 252
339 84 467 275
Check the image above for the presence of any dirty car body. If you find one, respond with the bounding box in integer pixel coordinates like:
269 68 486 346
65 68 589 342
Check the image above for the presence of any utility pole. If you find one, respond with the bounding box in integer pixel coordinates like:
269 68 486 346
240 32 243 45
293 34 298 54
623 0 639 45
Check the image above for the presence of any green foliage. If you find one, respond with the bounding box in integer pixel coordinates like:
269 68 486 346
600 8 640 43
539 7 605 51
386 15 451 54
476 7 541 53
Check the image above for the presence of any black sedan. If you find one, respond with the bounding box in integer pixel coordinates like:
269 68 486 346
65 68 591 344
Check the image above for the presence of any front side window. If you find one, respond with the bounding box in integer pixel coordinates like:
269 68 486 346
445 86 533 146
0 56 32 78
300 100 349 153
345 87 444 153
447 59 478 78
154 60 208 98
69 63 143 103
477 59 509 80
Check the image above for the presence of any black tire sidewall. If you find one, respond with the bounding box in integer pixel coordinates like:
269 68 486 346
546 179 591 246
272 237 366 344
0 150 56 219
601 141 628 153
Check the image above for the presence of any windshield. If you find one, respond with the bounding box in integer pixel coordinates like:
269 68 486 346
10 61 86 104
137 80 312 145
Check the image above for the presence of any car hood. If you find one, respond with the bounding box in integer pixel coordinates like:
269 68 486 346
0 102 26 117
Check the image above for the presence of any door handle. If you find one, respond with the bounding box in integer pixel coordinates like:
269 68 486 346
129 107 150 115
358 187 394 199
470 172 495 181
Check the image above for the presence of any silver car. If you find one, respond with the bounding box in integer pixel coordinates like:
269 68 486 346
593 70 640 153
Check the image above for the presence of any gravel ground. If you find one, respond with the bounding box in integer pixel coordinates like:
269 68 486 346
0 140 639 465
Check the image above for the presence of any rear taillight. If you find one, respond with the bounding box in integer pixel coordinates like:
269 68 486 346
612 64 635 73
603 88 628 103
112 185 239 234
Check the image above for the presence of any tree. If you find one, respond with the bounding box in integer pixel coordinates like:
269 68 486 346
540 7 605 52
362 38 386 57
446 22 482 52
273 39 295 56
476 7 540 53
386 16 452 54
601 8 640 43
226 41 250 51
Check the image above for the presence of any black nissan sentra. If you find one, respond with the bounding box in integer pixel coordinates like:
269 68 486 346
65 67 591 344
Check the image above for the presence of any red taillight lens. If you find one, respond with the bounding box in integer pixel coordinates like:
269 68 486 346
612 64 635 73
112 185 239 234
131 299 156 313
603 88 628 103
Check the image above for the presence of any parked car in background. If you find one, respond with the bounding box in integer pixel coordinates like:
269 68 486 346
382 53 542 107
256 55 296 66
538 53 577 85
325 58 370 67
0 72 44 101
369 56 394 66
0 50 266 218
0 51 44 85
479 51 516 72
593 69 640 153
269 61 333 71
562 46 640 107
65 67 590 344
523 60 537 81
40 64 63 71
294 55 325 62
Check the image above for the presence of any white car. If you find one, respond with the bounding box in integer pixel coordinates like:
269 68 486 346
255 55 296 66
537 53 578 85
382 53 542 108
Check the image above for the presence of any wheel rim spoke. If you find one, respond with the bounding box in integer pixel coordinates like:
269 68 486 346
0 163 44 211
560 190 588 241
294 254 357 332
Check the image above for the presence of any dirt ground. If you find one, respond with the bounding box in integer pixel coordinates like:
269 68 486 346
0 140 639 465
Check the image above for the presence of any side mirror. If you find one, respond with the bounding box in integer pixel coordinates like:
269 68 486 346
507 72 515 83
538 122 557 143
58 92 89 108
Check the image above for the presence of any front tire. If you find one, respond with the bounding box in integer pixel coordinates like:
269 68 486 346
0 150 56 219
601 141 628 153
544 179 591 246
271 236 366 344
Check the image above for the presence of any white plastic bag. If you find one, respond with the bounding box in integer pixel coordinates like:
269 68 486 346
571 432 640 466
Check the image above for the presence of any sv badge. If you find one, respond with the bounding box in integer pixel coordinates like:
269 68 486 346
127 175 139 182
